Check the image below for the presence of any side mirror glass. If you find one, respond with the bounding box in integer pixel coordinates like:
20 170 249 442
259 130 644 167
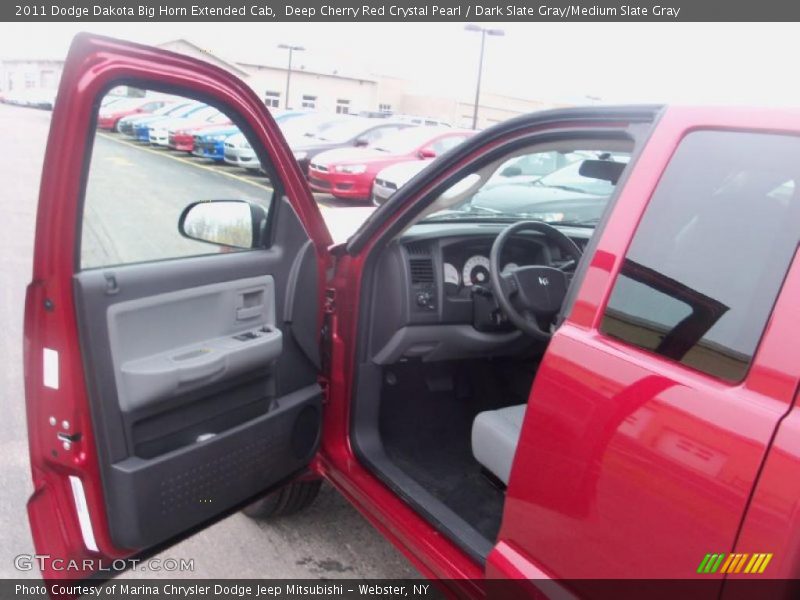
178 200 268 249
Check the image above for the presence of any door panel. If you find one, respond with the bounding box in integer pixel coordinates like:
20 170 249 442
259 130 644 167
74 244 322 550
25 33 331 579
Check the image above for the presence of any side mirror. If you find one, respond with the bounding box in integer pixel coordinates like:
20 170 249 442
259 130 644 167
418 148 437 159
500 166 523 177
178 200 269 249
354 136 369 147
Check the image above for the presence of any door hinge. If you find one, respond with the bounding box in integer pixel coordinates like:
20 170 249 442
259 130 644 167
323 287 336 313
320 288 336 381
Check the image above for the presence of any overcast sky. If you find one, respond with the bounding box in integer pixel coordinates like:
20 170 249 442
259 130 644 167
0 22 797 106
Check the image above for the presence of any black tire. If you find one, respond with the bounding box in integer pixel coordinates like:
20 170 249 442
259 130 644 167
242 480 322 519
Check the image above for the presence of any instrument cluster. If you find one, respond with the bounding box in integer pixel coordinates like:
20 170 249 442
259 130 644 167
441 238 548 296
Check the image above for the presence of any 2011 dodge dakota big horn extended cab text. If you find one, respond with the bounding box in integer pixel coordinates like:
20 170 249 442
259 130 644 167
24 34 800 598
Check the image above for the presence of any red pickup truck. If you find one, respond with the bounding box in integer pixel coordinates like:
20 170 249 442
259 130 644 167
25 34 800 598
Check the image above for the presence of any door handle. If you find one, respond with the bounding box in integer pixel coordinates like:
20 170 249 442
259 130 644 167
236 305 262 320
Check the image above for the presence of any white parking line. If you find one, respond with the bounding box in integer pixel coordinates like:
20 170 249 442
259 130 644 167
97 132 272 192
96 131 373 243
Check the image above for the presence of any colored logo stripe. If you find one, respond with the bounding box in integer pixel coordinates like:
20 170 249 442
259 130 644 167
698 553 773 574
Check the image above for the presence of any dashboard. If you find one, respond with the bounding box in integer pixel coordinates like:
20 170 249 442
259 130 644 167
442 237 552 298
367 222 592 365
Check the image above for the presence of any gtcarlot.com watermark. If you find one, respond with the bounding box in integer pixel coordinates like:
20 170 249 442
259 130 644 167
14 554 195 573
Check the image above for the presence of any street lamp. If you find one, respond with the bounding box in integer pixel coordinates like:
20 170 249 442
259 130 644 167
278 43 305 110
464 24 504 130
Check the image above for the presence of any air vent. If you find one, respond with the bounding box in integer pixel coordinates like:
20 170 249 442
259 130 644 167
406 242 430 256
409 259 434 284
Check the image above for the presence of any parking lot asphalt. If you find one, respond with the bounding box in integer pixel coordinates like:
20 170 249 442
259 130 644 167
0 103 416 580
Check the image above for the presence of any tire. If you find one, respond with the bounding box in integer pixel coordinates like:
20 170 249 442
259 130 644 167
242 480 322 520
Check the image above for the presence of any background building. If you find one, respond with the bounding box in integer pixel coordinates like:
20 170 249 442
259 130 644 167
0 59 63 92
0 39 563 128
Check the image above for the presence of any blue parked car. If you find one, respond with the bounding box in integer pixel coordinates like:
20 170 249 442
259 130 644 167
191 125 240 162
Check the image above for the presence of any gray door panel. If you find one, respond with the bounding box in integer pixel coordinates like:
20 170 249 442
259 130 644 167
73 199 323 549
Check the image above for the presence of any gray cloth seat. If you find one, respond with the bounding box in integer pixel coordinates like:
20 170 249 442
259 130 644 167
471 404 526 485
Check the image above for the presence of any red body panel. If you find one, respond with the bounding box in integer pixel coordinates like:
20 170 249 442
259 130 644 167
24 34 331 581
489 107 800 587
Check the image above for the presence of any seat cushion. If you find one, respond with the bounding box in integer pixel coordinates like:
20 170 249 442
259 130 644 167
471 404 526 485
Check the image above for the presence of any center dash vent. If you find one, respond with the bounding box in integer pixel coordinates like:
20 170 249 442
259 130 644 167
406 242 430 256
409 259 434 284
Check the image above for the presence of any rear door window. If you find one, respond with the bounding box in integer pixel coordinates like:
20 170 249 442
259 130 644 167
601 131 800 381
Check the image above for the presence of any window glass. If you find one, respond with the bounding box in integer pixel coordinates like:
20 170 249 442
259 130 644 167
601 131 800 381
80 88 273 270
423 149 629 225
362 125 402 144
336 99 350 114
431 135 467 154
264 91 280 108
301 94 316 109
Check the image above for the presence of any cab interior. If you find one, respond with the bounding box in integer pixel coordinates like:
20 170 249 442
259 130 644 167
349 136 635 560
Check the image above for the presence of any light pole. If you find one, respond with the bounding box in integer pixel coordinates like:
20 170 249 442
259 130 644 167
278 43 304 110
464 24 504 130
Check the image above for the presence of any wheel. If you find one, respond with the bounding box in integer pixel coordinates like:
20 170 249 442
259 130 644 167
242 479 322 519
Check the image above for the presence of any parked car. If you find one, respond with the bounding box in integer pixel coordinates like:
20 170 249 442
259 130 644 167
192 125 240 162
168 111 231 152
390 113 453 127
372 160 428 206
27 88 57 110
280 113 350 143
117 101 189 136
132 102 206 142
371 150 586 206
463 153 630 224
2 88 57 109
147 105 221 146
222 132 259 170
290 117 417 176
96 97 169 131
308 127 473 201
27 35 800 594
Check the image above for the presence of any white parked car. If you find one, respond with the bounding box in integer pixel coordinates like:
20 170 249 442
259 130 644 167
223 132 260 170
372 150 592 206
371 160 429 206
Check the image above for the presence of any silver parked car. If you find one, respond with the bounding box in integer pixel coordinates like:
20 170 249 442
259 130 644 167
223 132 260 170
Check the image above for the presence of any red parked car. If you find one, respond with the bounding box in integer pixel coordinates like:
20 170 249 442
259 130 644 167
167 111 231 152
26 34 800 598
308 127 473 201
95 97 170 131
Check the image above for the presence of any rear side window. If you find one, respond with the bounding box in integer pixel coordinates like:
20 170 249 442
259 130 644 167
601 131 800 381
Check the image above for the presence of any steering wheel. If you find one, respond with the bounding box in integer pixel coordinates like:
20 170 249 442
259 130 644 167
489 221 583 340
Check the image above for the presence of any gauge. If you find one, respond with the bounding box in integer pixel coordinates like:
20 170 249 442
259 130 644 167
462 255 491 286
502 262 519 275
443 263 460 286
